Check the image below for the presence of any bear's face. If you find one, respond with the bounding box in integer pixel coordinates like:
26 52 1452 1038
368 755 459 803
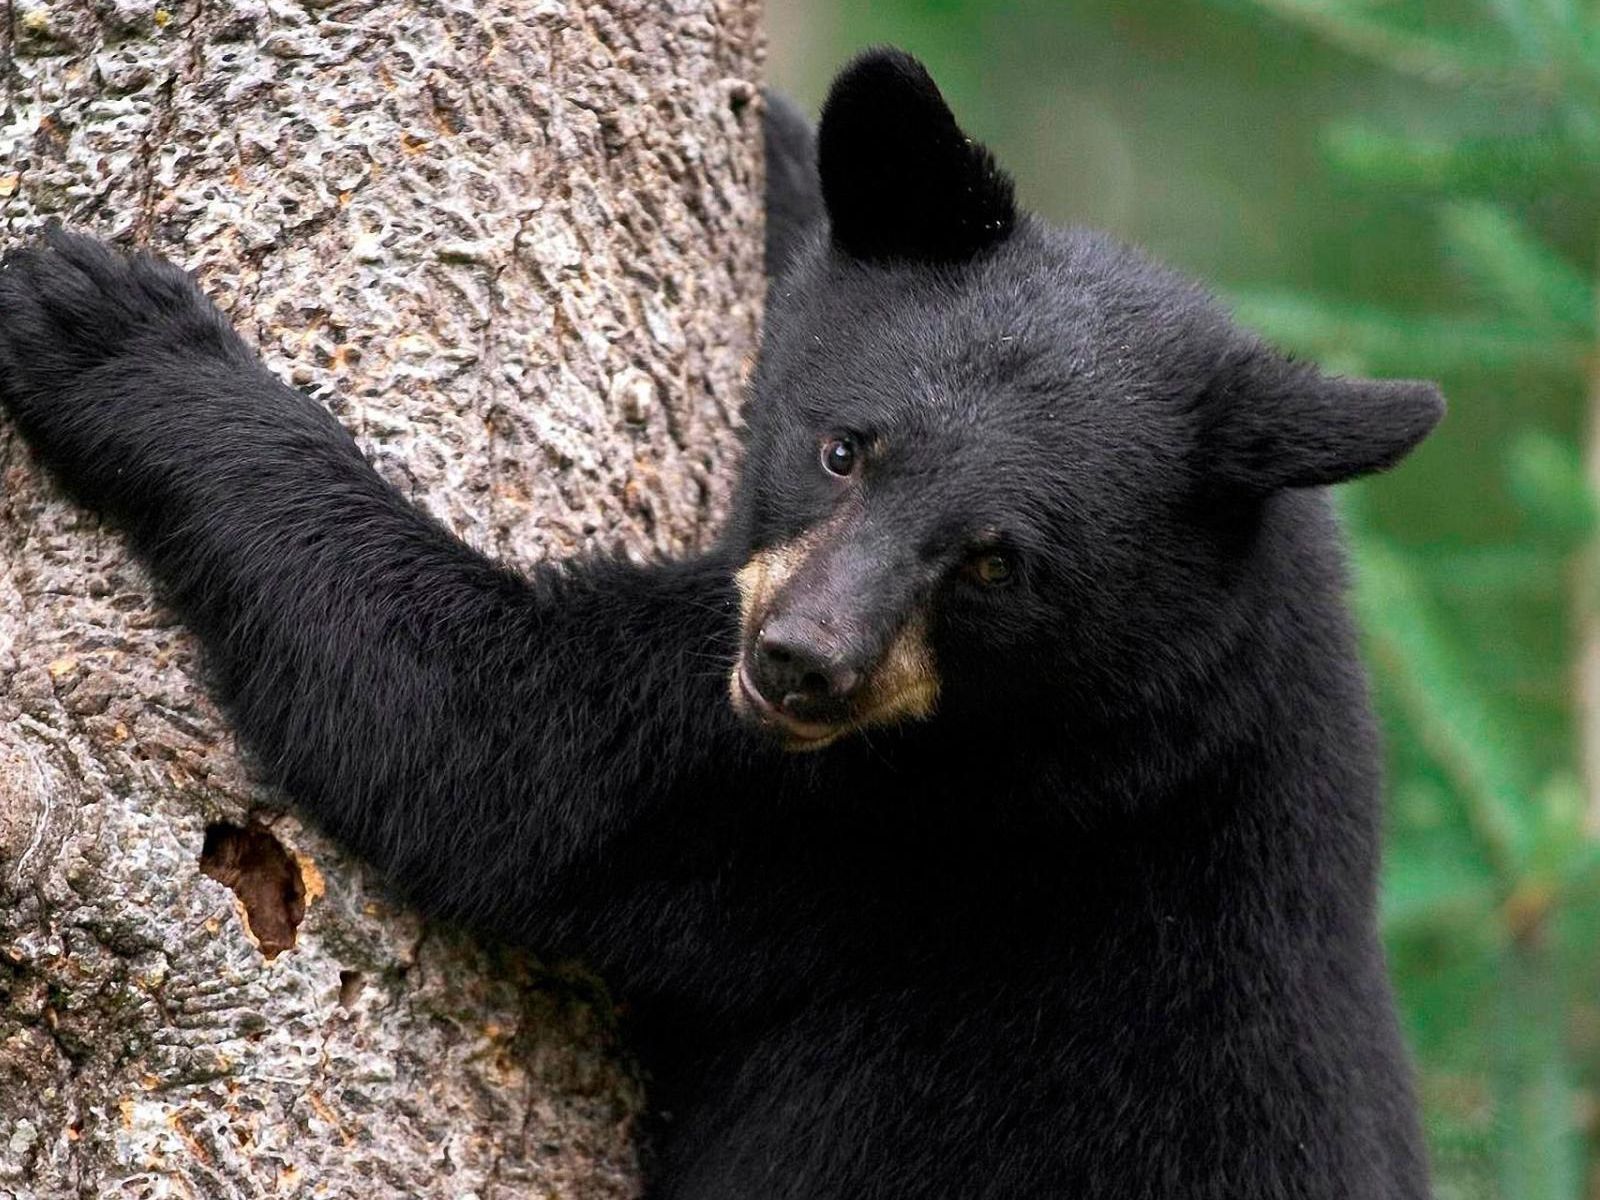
728 50 1443 751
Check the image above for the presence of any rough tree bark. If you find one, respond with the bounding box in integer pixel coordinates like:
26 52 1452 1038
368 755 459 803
0 1 764 1194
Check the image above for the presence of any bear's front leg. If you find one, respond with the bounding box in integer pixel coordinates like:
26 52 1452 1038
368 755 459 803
0 228 278 522
0 227 753 980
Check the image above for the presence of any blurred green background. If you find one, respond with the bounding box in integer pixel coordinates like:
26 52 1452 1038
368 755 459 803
770 3 1598 1197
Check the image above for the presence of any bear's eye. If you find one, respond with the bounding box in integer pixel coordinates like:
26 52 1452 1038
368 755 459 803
820 435 858 478
966 551 1015 588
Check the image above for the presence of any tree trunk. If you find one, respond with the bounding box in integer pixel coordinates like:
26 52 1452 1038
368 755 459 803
0 1 764 1194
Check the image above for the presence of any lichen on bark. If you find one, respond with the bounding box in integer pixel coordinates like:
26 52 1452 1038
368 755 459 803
0 1 764 1194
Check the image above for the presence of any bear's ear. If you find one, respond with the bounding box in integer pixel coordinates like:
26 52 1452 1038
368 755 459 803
1198 350 1445 492
816 47 1017 264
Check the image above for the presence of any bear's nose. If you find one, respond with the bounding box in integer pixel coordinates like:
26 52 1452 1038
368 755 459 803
750 615 861 716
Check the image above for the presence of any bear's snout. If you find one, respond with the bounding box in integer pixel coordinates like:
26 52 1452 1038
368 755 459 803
728 530 942 750
749 612 863 720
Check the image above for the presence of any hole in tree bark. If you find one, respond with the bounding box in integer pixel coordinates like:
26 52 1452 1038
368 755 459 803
338 969 364 1009
199 823 306 960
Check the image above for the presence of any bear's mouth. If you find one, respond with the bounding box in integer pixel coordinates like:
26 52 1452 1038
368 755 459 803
733 661 849 751
727 536 943 753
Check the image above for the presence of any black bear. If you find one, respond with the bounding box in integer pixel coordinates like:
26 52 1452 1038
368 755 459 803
0 48 1441 1200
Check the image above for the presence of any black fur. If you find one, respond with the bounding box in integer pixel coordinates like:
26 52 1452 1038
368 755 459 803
816 48 1016 264
0 48 1442 1200
762 88 825 280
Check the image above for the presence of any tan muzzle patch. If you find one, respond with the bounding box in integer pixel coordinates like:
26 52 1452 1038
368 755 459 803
729 532 941 750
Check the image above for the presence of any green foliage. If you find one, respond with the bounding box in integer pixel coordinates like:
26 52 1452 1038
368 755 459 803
1233 2 1600 1195
1322 124 1592 199
1227 289 1581 375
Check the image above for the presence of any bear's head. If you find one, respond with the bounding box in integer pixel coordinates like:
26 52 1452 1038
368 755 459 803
728 48 1443 754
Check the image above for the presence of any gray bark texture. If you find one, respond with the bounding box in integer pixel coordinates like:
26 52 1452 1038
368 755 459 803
0 1 764 1195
